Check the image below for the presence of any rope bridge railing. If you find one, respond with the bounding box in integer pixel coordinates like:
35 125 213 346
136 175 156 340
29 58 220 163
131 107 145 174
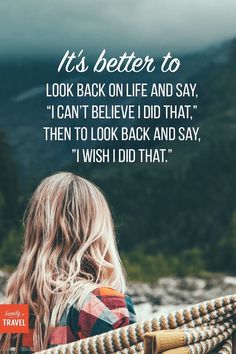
35 294 236 354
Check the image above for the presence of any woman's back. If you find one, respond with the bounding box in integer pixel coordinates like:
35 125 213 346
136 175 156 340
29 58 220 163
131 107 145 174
19 287 135 353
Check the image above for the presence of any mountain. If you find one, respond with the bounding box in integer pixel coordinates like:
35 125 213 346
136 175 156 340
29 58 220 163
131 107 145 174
0 40 233 187
71 39 236 274
0 39 236 277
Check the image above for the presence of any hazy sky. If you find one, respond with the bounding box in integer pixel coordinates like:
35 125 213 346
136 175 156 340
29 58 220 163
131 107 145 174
1 0 236 60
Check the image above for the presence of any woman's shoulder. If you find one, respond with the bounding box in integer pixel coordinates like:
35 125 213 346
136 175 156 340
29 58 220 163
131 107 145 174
77 286 136 338
90 286 135 311
92 286 130 299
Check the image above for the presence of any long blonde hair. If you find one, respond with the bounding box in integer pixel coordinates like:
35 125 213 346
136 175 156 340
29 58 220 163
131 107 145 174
1 172 126 352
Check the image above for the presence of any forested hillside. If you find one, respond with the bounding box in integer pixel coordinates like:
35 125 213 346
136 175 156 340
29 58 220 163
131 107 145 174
0 132 21 267
70 40 236 279
0 40 236 280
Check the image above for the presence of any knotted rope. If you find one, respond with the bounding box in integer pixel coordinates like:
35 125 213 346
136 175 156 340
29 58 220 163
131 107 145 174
35 294 236 354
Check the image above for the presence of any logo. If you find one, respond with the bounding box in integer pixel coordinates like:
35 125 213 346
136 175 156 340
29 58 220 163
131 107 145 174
0 304 29 333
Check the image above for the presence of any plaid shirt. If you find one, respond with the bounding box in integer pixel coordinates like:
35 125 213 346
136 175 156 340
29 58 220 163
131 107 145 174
15 287 136 353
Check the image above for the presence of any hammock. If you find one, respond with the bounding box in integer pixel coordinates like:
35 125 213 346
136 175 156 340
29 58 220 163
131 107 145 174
35 294 236 354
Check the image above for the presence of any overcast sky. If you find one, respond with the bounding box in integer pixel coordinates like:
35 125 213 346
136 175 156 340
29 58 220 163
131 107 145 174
1 0 236 60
